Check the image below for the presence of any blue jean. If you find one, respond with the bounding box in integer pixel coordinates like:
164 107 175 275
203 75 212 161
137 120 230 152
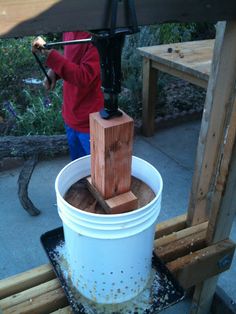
65 124 90 160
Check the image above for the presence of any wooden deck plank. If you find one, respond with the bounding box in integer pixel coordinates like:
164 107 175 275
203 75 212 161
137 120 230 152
154 223 208 263
155 221 208 247
155 230 207 263
155 214 187 239
0 264 55 299
167 239 235 290
3 287 68 314
0 278 61 310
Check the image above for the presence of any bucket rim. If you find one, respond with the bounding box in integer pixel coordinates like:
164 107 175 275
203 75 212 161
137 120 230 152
55 155 163 219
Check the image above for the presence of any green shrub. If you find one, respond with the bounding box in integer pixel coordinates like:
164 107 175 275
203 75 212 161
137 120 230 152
0 35 65 135
3 83 64 136
159 23 197 44
0 37 35 111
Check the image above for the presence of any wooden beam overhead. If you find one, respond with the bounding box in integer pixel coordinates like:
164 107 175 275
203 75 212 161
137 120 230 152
1 0 236 38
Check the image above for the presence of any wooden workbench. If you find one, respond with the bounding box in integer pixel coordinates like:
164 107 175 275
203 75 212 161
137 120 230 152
138 39 214 136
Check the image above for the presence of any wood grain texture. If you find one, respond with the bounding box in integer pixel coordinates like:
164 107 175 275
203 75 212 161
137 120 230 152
167 239 235 290
86 176 138 214
155 214 186 239
138 40 214 84
105 191 138 214
1 1 236 38
154 222 208 263
90 111 134 199
187 21 236 314
187 22 236 227
207 141 236 243
142 57 158 136
65 176 155 214
0 135 68 159
0 278 67 313
0 264 55 299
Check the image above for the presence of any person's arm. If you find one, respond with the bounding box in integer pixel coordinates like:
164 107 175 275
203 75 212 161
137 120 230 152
32 36 59 91
46 46 100 89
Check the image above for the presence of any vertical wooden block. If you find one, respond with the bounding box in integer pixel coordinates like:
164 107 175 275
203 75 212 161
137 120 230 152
90 111 134 199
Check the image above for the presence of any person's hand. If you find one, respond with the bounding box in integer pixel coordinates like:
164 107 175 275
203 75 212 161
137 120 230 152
43 69 57 91
32 36 50 56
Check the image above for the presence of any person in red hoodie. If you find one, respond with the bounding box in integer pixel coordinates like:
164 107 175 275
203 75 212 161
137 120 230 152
32 32 104 160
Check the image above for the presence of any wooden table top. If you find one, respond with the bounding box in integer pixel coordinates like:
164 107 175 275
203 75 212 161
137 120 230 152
138 39 214 82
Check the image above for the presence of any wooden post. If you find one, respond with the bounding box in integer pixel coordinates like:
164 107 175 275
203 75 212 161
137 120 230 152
90 110 134 199
187 21 236 226
142 57 158 137
207 142 236 243
188 21 236 314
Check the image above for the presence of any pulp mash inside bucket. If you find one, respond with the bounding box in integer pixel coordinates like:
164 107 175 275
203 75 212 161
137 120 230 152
64 176 155 214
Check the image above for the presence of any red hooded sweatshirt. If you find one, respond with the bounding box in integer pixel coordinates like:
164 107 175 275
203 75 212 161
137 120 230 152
46 32 104 133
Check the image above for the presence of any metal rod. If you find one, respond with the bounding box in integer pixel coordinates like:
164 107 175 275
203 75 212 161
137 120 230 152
32 52 52 85
44 37 93 49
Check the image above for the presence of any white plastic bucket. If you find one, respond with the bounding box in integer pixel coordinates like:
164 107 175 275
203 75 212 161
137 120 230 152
55 155 163 304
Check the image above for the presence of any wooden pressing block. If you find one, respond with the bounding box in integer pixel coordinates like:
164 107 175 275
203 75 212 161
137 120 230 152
90 110 134 200
86 176 138 214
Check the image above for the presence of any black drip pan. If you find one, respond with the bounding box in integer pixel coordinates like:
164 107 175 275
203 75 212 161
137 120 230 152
41 227 185 314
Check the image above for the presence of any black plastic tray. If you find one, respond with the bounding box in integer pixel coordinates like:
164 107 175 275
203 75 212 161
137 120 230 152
41 227 185 313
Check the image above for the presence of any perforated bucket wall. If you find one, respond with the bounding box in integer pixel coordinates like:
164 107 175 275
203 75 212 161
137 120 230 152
55 156 163 304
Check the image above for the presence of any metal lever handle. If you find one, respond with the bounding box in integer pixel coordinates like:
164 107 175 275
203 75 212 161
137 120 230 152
43 37 93 49
32 52 52 85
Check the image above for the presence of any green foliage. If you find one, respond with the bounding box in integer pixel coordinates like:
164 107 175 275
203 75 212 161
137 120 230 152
0 34 64 136
0 35 61 107
3 84 64 136
159 23 197 44
0 37 36 109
